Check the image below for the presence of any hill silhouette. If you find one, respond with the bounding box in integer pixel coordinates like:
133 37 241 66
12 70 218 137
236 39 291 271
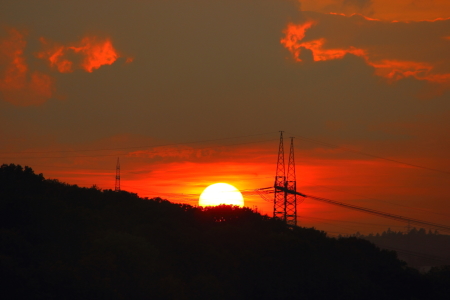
1 163 449 299
351 228 450 271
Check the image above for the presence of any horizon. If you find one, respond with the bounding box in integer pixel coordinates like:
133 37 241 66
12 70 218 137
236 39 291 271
5 156 449 238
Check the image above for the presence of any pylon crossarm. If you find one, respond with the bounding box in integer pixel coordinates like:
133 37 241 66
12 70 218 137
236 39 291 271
257 187 273 191
274 185 306 197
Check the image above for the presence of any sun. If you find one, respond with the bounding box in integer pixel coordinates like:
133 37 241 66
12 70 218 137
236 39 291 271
199 183 244 207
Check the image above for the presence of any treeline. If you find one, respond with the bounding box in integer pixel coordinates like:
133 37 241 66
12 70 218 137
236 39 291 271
351 228 450 270
1 164 450 299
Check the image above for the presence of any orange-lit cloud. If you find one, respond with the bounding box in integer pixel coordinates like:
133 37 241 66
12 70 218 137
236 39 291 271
280 21 315 61
0 28 53 106
39 36 121 73
370 60 450 84
300 0 450 22
0 29 129 105
329 12 379 21
281 23 366 62
281 19 450 86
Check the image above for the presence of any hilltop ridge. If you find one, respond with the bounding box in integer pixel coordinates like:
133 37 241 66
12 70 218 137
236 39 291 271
1 163 449 299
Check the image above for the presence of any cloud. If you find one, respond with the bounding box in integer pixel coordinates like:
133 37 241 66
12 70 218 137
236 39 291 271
38 36 121 73
0 28 54 106
0 24 131 106
281 22 366 62
281 13 450 89
300 0 450 21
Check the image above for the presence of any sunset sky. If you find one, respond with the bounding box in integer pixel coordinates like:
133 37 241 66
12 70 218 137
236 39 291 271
1 0 450 235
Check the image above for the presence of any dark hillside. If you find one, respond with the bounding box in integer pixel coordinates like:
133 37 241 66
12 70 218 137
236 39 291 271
353 229 450 270
1 164 449 299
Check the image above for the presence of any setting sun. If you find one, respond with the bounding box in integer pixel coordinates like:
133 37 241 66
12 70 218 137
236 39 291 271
198 183 244 207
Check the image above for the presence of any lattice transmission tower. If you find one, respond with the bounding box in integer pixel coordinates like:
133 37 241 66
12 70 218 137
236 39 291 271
286 137 297 226
274 131 286 221
273 132 298 225
115 157 120 192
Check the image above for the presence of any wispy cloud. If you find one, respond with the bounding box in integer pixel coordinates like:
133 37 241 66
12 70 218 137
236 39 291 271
0 28 53 106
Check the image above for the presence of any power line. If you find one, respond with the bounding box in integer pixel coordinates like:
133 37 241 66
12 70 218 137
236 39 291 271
119 183 447 234
305 194 450 233
304 184 450 218
256 186 450 233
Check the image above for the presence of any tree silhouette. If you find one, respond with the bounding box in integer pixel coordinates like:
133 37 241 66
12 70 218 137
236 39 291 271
1 164 449 299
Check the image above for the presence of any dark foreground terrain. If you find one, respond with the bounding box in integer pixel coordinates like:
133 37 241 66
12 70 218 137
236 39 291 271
1 164 449 299
353 228 450 271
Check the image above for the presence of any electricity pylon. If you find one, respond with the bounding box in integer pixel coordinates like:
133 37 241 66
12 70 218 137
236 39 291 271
274 131 286 221
273 132 298 226
115 157 120 192
286 137 297 226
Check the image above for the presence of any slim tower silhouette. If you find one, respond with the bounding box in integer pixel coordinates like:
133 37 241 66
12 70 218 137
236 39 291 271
286 137 297 226
273 132 298 225
274 131 286 221
115 157 120 192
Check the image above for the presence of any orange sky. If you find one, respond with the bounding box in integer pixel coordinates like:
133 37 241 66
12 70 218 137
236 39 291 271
1 0 450 235
3 131 449 235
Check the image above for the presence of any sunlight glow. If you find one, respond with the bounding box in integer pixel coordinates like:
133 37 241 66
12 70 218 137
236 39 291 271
198 183 244 207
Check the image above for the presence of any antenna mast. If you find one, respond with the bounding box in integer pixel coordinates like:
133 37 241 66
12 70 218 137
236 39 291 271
115 157 120 192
